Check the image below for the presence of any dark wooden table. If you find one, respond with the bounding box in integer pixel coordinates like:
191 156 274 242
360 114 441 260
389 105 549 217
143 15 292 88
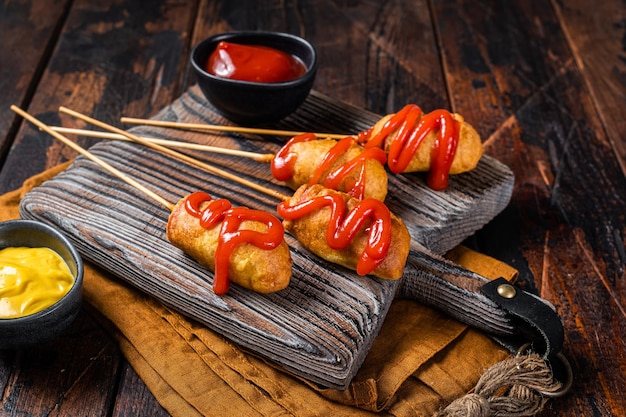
1 1 624 416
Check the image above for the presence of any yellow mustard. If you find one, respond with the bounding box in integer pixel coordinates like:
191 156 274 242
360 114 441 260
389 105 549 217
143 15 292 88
0 247 75 319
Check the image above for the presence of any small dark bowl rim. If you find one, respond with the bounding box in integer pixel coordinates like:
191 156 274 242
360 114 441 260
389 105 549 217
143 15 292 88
190 30 318 89
0 219 84 323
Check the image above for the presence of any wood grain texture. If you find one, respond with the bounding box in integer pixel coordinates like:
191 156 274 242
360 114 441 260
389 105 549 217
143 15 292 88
551 0 626 176
0 0 70 155
112 363 171 417
0 0 198 192
19 86 513 389
430 1 626 415
0 1 196 415
0 309 119 417
550 1 626 413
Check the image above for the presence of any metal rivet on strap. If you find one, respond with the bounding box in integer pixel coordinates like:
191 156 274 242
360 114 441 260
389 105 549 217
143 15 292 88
497 283 517 299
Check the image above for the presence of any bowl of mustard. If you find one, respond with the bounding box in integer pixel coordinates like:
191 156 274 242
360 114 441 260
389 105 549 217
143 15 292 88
0 220 83 349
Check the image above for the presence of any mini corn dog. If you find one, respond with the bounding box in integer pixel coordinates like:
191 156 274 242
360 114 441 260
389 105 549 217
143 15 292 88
357 104 483 190
167 192 292 295
277 184 411 280
271 133 388 201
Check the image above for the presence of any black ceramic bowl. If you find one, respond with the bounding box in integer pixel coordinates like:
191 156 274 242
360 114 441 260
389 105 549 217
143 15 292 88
191 31 318 125
0 220 83 349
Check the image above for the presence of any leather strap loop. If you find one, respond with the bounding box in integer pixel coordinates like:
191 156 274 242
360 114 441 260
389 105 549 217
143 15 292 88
480 278 564 360
399 244 564 359
397 245 572 392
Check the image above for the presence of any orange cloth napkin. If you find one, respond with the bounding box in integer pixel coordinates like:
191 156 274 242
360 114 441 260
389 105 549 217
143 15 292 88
0 163 513 416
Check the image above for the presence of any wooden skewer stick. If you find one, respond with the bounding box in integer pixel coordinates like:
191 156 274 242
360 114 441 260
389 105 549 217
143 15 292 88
59 107 290 202
10 105 175 212
120 116 350 140
49 126 274 163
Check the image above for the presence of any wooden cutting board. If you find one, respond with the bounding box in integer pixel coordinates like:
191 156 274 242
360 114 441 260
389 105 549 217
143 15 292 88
19 86 514 389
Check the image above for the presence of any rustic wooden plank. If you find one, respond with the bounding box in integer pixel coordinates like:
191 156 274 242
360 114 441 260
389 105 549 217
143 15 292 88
551 0 626 176
187 0 448 113
431 0 626 415
9 0 610 414
0 0 199 193
0 0 70 154
362 0 449 113
0 310 119 416
18 86 513 389
112 363 170 417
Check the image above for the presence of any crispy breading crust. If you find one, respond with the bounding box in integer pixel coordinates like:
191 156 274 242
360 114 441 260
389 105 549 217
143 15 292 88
282 184 410 280
371 113 483 174
286 139 388 201
167 198 292 294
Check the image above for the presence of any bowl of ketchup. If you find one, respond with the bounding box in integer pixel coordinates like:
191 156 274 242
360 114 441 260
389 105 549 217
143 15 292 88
0 220 84 349
191 31 318 125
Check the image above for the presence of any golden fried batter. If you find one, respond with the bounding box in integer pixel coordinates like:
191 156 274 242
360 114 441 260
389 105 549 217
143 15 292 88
285 139 388 201
369 112 483 174
281 184 410 280
167 197 292 294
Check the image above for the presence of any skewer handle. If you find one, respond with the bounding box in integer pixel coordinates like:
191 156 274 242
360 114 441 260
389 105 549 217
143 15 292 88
60 107 291 202
11 105 175 211
50 127 274 163
120 116 349 140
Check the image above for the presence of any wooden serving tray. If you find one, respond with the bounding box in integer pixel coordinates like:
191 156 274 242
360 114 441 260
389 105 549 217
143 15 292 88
20 86 514 389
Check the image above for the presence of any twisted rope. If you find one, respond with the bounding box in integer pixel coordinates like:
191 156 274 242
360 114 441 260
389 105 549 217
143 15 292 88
435 353 562 417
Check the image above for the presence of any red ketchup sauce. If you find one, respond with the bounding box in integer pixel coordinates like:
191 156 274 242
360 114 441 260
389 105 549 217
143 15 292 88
206 41 306 83
357 104 461 190
184 192 284 295
271 133 387 199
277 194 392 275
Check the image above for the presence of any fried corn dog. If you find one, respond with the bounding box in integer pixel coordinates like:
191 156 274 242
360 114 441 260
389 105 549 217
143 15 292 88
277 184 410 280
272 134 388 201
167 192 292 295
357 104 483 190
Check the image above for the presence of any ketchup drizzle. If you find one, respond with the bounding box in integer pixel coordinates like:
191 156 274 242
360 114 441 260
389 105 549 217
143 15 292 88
184 192 284 295
357 104 460 190
277 193 392 275
271 133 387 199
